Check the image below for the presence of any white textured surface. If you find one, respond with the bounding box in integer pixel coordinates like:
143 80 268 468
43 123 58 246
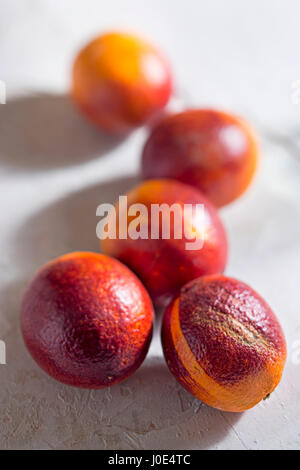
0 0 300 450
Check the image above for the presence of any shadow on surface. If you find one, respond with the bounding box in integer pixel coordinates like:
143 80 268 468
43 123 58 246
0 93 125 171
13 174 139 278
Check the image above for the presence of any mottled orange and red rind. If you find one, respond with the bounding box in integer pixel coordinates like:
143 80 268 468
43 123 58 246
101 179 227 307
72 31 172 134
21 252 154 388
142 109 259 207
162 275 286 412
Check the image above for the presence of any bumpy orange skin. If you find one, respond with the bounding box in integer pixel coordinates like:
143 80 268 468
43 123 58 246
72 31 172 134
162 275 286 412
21 252 154 388
142 109 259 207
101 179 227 307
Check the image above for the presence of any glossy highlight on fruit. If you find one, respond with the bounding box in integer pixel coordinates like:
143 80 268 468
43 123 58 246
142 109 259 207
101 179 227 307
72 31 172 134
21 252 154 388
162 275 286 412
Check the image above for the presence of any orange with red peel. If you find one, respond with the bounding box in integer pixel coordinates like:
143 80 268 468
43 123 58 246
72 31 172 134
161 275 286 412
21 252 154 388
101 179 227 307
142 109 259 207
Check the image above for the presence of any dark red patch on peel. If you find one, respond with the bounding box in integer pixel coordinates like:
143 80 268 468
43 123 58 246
179 275 286 386
21 252 154 388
